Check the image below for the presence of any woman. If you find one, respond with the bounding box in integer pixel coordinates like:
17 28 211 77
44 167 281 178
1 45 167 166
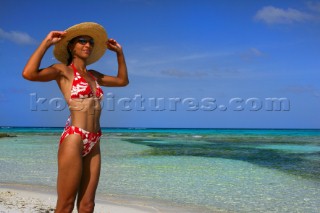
22 22 128 213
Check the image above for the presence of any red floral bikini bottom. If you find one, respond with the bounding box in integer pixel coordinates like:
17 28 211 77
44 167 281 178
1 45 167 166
59 116 102 157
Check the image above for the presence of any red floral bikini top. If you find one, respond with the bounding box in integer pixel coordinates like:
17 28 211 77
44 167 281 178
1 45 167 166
70 64 104 99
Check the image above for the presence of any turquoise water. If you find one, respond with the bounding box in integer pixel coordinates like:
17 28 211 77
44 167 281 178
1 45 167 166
0 127 320 212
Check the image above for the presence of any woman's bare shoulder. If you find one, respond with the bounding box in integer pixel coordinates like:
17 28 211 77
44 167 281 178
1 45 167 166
50 63 72 76
51 63 69 71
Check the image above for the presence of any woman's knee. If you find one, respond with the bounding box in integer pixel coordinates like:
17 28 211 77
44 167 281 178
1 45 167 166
78 200 95 213
56 198 76 213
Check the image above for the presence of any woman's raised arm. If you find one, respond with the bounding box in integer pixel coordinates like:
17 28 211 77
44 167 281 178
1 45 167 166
91 38 129 87
22 31 66 82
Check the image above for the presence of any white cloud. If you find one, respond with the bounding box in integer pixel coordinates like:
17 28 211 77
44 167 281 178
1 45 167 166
250 48 263 56
307 1 320 12
136 53 213 67
254 6 314 24
240 48 264 61
285 85 320 97
0 92 8 102
0 28 37 45
160 69 208 78
159 67 270 80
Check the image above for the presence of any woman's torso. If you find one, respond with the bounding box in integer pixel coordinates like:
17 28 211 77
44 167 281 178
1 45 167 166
56 64 104 133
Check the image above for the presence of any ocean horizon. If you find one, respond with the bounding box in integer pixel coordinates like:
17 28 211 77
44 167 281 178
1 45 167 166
2 126 320 129
1 127 319 212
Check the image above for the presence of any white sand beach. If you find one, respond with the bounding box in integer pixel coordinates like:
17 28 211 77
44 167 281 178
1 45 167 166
0 184 214 213
0 187 152 213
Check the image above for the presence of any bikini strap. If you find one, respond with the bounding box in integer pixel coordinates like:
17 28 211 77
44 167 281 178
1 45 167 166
88 71 97 81
70 63 77 76
71 64 96 80
64 115 71 130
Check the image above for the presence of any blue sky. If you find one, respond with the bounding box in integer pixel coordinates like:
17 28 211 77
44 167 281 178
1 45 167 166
0 0 319 128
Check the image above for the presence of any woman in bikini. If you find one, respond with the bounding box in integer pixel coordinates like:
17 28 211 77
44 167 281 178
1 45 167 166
22 22 128 213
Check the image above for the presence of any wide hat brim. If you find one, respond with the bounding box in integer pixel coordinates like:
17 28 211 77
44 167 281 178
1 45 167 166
53 22 108 65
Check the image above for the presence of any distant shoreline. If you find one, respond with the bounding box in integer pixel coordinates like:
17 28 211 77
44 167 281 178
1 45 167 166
1 127 320 133
0 133 16 138
1 126 320 130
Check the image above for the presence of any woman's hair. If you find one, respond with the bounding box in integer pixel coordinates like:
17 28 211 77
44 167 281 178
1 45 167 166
66 37 78 65
66 49 73 66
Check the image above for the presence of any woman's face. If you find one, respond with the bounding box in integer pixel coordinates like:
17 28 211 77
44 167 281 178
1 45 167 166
70 35 94 60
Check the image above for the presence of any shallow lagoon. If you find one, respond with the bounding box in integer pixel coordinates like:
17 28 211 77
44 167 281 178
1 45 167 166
1 128 319 212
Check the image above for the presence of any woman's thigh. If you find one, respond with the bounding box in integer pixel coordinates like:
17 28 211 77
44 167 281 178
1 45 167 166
77 141 101 204
57 134 83 202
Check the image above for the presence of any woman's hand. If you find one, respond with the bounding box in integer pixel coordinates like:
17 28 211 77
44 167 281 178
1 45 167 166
45 31 66 46
93 38 128 87
106 39 123 54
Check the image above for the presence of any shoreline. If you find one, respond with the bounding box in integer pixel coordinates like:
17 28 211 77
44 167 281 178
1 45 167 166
0 183 221 213
0 133 16 138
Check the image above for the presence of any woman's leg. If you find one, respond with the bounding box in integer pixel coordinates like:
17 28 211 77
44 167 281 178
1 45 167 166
55 134 83 213
77 141 101 213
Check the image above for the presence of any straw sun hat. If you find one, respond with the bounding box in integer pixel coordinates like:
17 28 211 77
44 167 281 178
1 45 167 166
53 22 108 65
